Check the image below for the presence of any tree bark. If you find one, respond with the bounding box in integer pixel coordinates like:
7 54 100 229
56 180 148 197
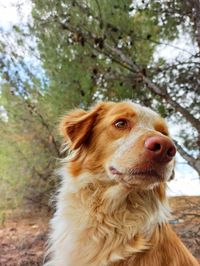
174 140 200 175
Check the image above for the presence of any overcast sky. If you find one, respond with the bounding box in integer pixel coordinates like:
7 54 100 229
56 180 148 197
0 0 199 196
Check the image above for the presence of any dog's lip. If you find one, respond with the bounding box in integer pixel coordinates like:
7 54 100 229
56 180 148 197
109 166 160 178
109 166 123 175
128 168 160 178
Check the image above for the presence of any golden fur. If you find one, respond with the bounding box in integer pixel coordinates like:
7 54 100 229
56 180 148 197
45 101 199 266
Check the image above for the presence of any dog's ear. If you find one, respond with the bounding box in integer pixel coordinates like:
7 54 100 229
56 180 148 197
60 103 106 150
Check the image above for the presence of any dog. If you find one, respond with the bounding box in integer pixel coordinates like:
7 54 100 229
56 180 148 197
45 101 199 266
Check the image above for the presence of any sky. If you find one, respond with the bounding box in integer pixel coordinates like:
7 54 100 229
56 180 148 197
0 0 199 196
0 0 32 28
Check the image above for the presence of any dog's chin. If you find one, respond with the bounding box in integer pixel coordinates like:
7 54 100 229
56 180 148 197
119 174 164 190
108 166 168 190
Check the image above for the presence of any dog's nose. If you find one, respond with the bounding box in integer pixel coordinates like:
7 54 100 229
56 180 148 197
144 136 176 163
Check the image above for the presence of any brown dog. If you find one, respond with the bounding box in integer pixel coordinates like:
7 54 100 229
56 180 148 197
45 101 199 266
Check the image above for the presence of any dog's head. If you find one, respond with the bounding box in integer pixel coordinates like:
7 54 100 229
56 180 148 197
60 101 176 190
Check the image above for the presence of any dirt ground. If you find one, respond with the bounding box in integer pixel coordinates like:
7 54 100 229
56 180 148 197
169 196 200 261
0 214 49 266
0 196 200 266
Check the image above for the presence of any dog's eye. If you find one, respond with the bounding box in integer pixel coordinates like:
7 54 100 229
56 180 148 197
114 119 128 129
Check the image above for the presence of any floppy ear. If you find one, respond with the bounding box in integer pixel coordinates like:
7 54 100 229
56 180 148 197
59 105 102 150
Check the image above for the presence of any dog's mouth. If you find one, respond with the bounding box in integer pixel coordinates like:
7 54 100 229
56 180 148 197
109 166 162 182
127 168 160 178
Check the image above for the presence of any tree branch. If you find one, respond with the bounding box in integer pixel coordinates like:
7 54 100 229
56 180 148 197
173 140 200 174
163 94 200 132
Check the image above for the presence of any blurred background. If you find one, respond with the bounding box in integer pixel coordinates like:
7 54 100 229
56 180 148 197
0 0 199 265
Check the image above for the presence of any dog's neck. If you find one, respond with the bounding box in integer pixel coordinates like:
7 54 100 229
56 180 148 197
56 167 171 265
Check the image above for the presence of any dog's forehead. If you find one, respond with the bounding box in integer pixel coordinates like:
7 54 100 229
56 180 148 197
128 102 160 123
106 101 162 126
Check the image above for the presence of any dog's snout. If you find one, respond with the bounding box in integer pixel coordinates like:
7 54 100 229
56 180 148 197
144 136 176 163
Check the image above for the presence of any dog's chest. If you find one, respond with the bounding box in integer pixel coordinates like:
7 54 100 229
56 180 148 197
57 189 160 266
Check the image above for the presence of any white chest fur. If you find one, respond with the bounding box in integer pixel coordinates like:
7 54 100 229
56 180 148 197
45 171 170 266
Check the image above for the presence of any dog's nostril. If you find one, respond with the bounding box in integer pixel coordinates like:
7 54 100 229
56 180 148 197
154 143 161 151
167 146 176 157
145 140 161 152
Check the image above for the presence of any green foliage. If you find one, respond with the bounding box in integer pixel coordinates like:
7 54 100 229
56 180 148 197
32 0 163 106
0 86 59 212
